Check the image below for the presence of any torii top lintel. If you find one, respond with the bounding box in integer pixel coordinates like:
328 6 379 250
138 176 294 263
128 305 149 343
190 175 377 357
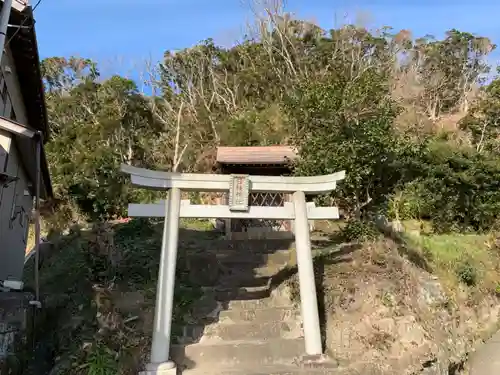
120 164 345 195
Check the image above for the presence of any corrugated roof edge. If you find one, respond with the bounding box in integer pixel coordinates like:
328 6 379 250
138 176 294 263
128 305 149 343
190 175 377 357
216 145 298 165
6 4 52 197
9 5 49 139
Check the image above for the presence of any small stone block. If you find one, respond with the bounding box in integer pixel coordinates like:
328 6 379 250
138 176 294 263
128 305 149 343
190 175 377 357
299 354 339 368
140 362 177 375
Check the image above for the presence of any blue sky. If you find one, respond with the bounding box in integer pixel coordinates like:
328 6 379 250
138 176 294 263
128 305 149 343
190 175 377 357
34 0 500 74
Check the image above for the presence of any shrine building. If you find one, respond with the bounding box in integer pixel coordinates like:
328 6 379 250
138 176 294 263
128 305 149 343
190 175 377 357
215 145 298 240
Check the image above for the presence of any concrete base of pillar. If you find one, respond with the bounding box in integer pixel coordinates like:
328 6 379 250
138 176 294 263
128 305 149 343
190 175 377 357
139 361 177 375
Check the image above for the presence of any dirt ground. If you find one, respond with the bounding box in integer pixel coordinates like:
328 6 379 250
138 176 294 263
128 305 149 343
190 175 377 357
288 236 500 375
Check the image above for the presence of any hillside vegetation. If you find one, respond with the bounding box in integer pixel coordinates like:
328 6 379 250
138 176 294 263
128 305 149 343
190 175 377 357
25 2 500 374
40 5 500 231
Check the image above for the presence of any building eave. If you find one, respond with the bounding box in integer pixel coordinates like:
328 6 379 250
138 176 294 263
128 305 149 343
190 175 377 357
6 4 49 140
11 1 28 13
0 3 52 198
0 113 35 137
0 1 30 13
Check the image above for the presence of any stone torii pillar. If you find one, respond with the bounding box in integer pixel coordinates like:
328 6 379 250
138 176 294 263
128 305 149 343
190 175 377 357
121 165 345 375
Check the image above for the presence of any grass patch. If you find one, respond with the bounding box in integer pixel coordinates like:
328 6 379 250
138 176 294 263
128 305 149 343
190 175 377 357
416 234 487 264
78 343 119 375
404 232 498 290
307 219 497 293
180 218 215 231
400 219 433 234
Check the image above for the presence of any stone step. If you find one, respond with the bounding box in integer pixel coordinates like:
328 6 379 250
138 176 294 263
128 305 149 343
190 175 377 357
201 319 303 342
218 306 299 324
185 286 296 324
185 249 291 268
171 338 305 370
184 239 295 254
175 319 303 344
180 365 337 375
218 274 272 289
186 301 298 326
181 251 292 288
181 268 293 307
204 285 272 301
216 249 291 261
226 288 295 309
193 263 289 287
179 286 276 323
181 264 293 290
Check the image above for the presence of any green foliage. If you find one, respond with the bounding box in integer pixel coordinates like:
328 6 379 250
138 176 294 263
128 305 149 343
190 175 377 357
456 260 478 286
24 219 205 375
286 67 406 216
44 57 163 221
40 19 500 234
81 344 118 375
414 30 494 117
340 220 380 242
392 139 500 232
41 56 99 93
460 75 500 153
220 105 288 146
388 183 432 221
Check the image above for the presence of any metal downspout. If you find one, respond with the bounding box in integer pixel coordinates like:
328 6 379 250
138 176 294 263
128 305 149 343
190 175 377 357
33 131 41 303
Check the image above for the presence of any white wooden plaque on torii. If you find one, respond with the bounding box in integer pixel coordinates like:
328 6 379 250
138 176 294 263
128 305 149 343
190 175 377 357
228 174 249 211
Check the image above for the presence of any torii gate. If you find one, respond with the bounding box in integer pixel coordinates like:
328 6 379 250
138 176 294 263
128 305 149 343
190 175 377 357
121 164 345 375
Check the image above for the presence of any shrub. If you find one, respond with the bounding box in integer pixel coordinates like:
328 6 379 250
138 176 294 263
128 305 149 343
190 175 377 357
340 220 380 242
390 139 500 232
456 260 478 286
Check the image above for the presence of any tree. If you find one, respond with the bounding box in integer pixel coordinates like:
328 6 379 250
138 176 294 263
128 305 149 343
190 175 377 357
43 57 161 220
40 17 500 232
411 30 494 119
459 74 500 153
285 65 404 217
41 56 99 94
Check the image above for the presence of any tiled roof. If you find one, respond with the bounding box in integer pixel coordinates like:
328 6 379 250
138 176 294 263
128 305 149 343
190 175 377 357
216 146 297 165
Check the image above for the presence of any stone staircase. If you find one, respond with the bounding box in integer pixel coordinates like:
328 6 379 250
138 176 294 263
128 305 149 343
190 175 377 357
170 239 334 374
